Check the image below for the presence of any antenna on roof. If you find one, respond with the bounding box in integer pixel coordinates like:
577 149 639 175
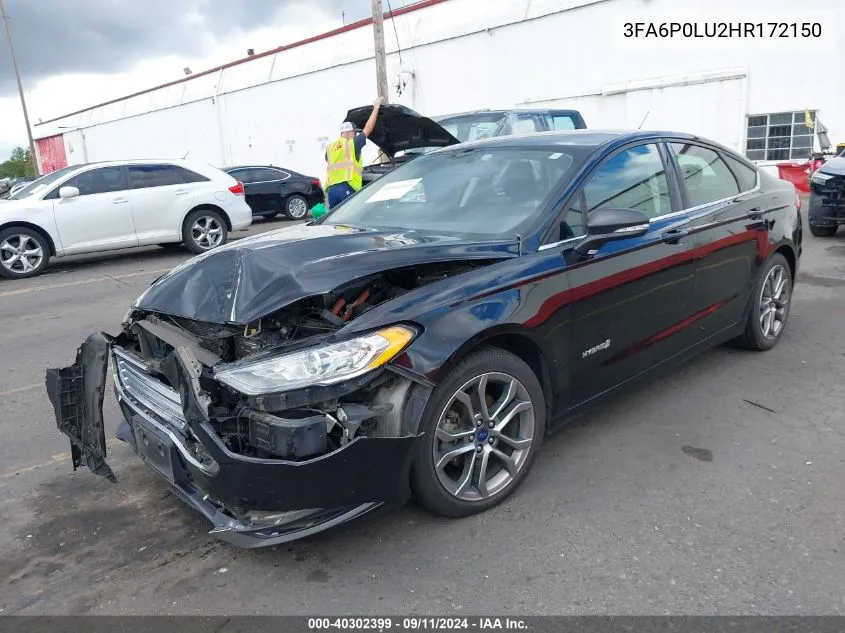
182 150 191 159
638 110 650 130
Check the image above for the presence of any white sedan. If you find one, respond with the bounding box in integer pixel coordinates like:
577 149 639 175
0 159 253 279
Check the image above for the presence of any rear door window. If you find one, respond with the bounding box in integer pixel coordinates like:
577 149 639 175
669 143 740 207
723 154 758 192
251 168 288 182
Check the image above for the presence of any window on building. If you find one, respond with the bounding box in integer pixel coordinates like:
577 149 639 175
128 164 184 189
670 143 740 207
582 143 671 219
745 111 816 161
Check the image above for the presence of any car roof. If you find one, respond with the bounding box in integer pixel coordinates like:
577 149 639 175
434 129 700 151
224 165 290 171
436 108 582 118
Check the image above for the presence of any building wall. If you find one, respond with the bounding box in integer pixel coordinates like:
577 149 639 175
33 0 844 179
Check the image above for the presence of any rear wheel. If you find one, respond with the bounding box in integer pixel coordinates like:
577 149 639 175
182 209 228 255
0 227 50 279
734 253 792 351
284 194 309 220
410 347 545 517
809 224 838 237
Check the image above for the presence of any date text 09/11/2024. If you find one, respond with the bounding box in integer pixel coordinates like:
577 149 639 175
623 22 822 38
307 617 529 631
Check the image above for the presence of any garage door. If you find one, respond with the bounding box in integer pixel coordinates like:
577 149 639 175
36 135 68 174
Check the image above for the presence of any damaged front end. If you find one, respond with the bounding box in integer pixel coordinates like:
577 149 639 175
44 262 492 547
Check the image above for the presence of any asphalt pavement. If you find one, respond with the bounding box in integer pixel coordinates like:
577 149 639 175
0 210 843 615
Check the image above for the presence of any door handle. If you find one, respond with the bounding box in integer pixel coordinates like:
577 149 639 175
112 197 129 204
747 207 763 220
660 228 689 244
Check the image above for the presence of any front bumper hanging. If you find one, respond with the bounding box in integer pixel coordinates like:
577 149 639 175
45 332 422 547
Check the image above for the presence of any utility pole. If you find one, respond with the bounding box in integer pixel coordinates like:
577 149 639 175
371 0 389 163
371 0 389 104
0 0 39 176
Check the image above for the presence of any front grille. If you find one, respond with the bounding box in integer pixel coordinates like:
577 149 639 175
114 348 187 430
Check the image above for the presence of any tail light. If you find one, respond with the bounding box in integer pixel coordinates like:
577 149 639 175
795 190 801 211
229 181 245 196
312 178 322 189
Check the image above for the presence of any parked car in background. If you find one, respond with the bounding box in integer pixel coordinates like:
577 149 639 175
3 177 36 199
0 159 252 279
808 146 845 236
345 105 587 185
436 108 587 142
223 165 323 220
49 130 800 547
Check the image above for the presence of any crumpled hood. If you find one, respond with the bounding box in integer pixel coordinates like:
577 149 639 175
134 223 518 325
344 104 460 157
818 156 845 176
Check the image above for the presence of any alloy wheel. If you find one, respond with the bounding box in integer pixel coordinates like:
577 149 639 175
287 196 308 219
759 263 790 340
0 234 44 275
190 216 224 250
432 372 536 502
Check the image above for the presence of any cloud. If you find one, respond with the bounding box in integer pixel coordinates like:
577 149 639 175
0 0 401 97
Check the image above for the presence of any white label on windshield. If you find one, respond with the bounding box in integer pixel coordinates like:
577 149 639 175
366 178 422 202
549 152 564 159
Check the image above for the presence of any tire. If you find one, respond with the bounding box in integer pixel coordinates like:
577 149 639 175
284 194 309 220
182 208 228 255
809 224 838 237
0 227 51 279
410 347 546 517
734 253 792 351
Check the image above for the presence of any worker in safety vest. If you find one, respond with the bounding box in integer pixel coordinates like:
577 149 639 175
324 97 383 208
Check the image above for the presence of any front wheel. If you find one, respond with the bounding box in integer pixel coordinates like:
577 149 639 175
734 253 792 351
0 227 51 279
284 194 309 220
410 347 545 517
182 209 228 255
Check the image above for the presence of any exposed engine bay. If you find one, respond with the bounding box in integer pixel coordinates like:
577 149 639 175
116 261 487 465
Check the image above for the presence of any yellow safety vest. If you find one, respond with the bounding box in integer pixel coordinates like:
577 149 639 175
325 137 363 191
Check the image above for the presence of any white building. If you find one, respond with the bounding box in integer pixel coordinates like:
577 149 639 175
32 0 845 180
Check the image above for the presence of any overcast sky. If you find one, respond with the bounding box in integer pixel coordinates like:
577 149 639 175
0 0 413 160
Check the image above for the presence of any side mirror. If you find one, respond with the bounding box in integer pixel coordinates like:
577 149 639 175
573 207 650 258
59 186 80 200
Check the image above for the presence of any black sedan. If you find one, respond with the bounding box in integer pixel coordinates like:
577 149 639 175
224 165 323 220
48 130 802 547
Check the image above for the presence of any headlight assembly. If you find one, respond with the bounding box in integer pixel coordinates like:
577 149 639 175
214 325 416 396
811 171 832 185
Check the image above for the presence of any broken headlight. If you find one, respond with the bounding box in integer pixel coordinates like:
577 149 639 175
214 325 416 396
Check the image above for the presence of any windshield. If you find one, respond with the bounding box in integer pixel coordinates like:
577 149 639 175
436 113 508 143
9 165 78 200
322 147 578 238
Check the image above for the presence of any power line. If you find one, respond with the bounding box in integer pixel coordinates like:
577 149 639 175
385 0 403 67
0 0 38 175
